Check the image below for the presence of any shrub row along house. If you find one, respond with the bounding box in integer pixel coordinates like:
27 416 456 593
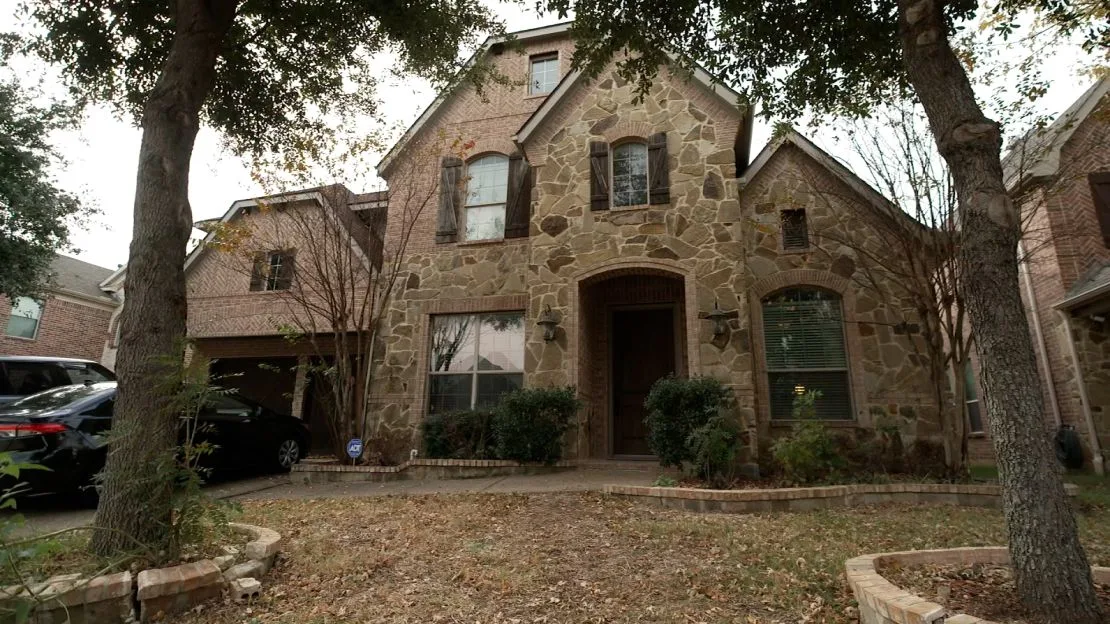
109 24 1108 470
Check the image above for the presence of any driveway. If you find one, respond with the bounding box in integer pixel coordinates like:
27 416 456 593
9 468 657 537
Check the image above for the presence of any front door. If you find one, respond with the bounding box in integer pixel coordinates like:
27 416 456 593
612 307 676 456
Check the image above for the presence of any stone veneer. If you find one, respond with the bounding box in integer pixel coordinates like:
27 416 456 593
845 546 1110 624
373 47 940 459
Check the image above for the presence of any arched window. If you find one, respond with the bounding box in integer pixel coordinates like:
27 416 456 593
761 288 852 420
611 142 648 207
464 154 509 241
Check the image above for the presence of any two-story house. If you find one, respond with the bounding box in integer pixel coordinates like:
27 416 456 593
364 23 937 462
965 77 1110 473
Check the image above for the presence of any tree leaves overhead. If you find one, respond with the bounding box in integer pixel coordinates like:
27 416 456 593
542 0 1106 120
0 36 89 299
21 0 503 156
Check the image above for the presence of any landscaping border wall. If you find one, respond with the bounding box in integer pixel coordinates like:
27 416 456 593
1 522 282 624
603 483 1079 514
292 458 575 483
844 546 1110 624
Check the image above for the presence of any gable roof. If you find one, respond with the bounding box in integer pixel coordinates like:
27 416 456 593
49 255 116 302
741 129 919 231
376 22 573 177
514 53 746 146
1003 76 1110 191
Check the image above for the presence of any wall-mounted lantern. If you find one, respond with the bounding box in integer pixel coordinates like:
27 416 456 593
706 300 731 337
537 304 559 342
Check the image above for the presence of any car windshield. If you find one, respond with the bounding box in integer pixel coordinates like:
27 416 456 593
6 383 114 411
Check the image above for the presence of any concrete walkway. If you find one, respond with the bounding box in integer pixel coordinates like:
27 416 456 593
10 468 659 537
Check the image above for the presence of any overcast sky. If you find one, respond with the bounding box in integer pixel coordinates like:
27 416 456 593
0 4 1097 272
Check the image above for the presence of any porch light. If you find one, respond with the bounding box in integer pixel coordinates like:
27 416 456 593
706 300 730 337
537 304 559 342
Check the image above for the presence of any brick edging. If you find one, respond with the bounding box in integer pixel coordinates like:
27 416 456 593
1 522 282 623
844 547 1110 624
294 458 575 473
604 482 1079 514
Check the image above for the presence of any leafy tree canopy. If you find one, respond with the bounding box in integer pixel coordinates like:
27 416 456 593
0 36 89 299
541 0 1105 119
20 0 504 157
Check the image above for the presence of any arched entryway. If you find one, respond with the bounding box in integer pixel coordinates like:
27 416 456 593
577 268 688 458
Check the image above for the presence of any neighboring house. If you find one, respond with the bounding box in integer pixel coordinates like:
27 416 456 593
1 255 119 363
966 77 1110 472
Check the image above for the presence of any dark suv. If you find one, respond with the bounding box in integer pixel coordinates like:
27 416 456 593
0 357 115 406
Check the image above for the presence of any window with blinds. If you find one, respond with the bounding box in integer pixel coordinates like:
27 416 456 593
762 288 852 419
964 360 983 433
781 209 809 250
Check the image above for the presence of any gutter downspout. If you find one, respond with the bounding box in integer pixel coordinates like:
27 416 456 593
1017 242 1063 427
1060 313 1106 475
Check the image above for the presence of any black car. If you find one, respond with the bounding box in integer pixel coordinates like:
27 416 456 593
0 382 310 502
0 356 116 406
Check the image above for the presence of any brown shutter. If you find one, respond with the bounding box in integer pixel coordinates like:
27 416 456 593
275 251 296 290
1090 172 1110 248
589 141 610 211
249 252 266 291
436 156 463 243
648 132 670 205
505 151 532 238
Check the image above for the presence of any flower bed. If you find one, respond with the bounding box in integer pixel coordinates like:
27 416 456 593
292 457 574 483
845 547 1110 624
1 522 281 623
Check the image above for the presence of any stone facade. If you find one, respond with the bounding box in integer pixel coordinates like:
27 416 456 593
372 25 938 460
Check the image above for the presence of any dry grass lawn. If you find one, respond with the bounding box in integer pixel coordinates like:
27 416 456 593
172 493 1110 624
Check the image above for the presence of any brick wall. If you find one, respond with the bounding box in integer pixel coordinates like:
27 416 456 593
0 294 114 361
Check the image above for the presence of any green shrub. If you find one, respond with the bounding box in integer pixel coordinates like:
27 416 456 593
493 386 581 464
651 475 678 487
644 375 733 468
770 391 844 485
687 412 743 487
422 410 495 459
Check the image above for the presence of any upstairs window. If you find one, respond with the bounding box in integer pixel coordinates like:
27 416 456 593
250 250 295 291
781 209 809 250
6 297 43 339
762 288 852 420
1089 171 1110 248
529 53 559 95
611 142 649 207
464 154 509 241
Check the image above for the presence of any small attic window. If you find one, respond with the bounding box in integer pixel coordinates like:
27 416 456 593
529 53 559 95
781 209 809 250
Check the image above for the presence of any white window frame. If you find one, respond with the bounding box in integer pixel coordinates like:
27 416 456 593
529 53 559 95
463 154 509 241
427 312 524 412
610 141 650 208
6 297 44 340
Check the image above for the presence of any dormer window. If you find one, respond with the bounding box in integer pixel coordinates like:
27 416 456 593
464 154 509 241
611 142 649 207
529 53 559 95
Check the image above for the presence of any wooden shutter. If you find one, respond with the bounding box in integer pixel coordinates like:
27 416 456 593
249 253 267 291
275 251 296 290
781 209 809 249
647 132 670 205
1089 172 1110 248
589 141 610 211
436 156 463 243
504 151 532 238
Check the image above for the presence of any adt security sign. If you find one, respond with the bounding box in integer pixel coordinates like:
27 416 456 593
346 438 363 459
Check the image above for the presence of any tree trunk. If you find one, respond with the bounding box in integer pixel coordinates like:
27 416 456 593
898 2 1101 622
90 0 237 557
